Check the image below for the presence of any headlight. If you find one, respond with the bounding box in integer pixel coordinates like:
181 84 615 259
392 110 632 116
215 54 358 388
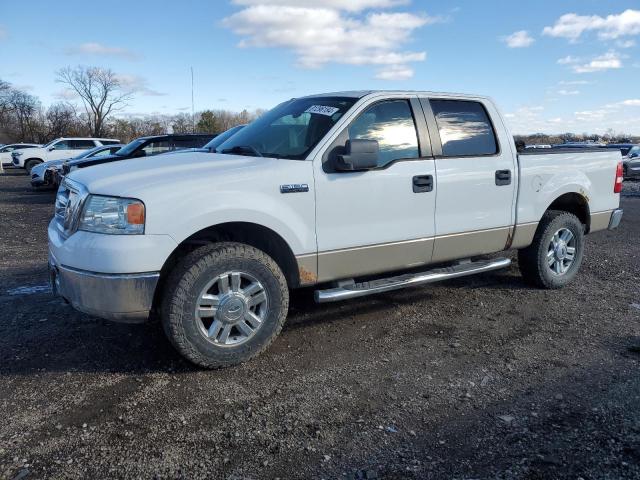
79 195 145 235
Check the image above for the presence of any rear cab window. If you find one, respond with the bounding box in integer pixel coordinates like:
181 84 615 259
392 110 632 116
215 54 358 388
429 99 499 157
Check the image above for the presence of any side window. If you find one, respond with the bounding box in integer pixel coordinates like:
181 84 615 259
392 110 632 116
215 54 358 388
142 140 171 155
430 100 498 157
89 149 111 157
69 140 96 149
100 140 120 145
348 100 419 168
173 138 202 149
52 141 71 150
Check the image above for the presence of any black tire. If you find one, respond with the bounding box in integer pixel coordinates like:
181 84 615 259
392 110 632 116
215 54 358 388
161 242 289 368
518 210 585 289
24 159 42 173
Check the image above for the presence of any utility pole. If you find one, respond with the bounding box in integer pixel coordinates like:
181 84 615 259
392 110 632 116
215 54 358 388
191 67 195 133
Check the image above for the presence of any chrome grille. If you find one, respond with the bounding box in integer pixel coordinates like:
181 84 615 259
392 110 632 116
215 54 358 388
54 179 89 237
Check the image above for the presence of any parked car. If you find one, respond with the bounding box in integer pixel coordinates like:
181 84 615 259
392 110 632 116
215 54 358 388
603 143 635 157
60 134 216 176
12 138 120 173
623 145 640 179
551 142 604 149
1 143 40 167
31 144 124 188
49 90 623 368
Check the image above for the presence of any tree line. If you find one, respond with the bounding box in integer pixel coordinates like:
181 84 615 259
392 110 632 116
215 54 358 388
0 66 263 144
514 131 639 146
2 66 638 146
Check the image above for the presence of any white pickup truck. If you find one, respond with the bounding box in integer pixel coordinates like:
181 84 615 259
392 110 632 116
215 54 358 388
49 90 624 368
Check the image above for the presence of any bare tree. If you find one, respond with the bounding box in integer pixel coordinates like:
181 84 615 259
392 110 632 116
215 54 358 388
56 66 134 137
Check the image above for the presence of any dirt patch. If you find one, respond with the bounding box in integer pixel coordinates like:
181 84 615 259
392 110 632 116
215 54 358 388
1 169 639 479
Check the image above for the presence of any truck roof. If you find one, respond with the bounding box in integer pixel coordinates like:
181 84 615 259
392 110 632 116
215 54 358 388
301 90 492 101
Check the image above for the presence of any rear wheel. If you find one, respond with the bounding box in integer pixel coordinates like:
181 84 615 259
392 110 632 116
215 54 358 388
518 210 585 289
161 242 289 368
24 159 42 173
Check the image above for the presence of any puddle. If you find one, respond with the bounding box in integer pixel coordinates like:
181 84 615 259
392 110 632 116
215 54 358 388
6 284 51 296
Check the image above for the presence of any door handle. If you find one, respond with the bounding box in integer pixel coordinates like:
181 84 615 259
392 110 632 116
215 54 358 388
495 169 511 186
413 175 433 193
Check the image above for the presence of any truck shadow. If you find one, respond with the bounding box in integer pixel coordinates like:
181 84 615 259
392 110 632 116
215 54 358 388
0 267 525 376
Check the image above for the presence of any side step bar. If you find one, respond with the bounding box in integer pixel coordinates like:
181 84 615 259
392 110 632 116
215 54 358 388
314 258 511 303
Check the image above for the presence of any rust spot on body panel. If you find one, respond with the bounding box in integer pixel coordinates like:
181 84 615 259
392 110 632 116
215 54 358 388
298 266 317 286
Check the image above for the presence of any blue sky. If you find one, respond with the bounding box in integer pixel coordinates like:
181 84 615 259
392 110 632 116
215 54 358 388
1 0 639 134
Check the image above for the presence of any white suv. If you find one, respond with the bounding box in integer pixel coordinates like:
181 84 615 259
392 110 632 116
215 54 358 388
0 143 40 167
12 137 120 172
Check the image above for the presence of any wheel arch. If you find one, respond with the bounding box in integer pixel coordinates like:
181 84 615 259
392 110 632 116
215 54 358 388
544 192 591 231
153 222 301 313
23 157 44 167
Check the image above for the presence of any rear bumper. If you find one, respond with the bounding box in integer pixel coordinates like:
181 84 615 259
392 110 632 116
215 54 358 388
608 208 623 230
49 253 159 323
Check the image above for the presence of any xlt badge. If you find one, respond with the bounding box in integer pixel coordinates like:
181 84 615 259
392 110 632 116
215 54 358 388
280 184 309 194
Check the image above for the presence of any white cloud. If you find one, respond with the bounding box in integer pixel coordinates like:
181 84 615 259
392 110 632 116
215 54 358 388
558 89 580 95
506 99 640 135
543 9 640 41
502 30 534 48
54 89 78 100
557 55 579 65
223 4 440 80
558 80 593 85
232 0 409 11
572 51 622 73
375 64 415 80
66 42 140 60
114 74 166 96
616 39 636 48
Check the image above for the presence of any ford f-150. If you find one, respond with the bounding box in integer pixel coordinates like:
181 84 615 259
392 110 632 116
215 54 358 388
48 90 624 368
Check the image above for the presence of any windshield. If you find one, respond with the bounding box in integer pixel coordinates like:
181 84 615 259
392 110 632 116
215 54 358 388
41 139 59 148
72 146 105 160
216 96 357 159
115 138 146 156
206 125 245 151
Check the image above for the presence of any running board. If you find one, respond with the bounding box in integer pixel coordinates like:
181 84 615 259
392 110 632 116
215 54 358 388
314 258 511 303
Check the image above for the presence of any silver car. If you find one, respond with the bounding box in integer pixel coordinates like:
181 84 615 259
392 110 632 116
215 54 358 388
623 146 640 179
31 144 123 188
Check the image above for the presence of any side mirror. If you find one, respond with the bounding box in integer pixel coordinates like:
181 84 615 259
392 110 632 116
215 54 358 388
132 150 146 158
48 146 56 151
335 139 379 171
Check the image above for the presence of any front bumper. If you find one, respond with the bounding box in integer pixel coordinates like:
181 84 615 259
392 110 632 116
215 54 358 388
608 208 623 230
49 253 160 323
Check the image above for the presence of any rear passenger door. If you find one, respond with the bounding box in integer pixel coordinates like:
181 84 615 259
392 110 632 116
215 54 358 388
421 98 517 262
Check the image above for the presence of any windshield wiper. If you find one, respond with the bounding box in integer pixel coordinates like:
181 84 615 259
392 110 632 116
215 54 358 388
220 145 263 157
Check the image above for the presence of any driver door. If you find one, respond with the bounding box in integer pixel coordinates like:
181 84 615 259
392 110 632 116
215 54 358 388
313 96 436 283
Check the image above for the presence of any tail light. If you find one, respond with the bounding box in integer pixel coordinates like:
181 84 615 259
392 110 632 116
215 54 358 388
614 161 623 193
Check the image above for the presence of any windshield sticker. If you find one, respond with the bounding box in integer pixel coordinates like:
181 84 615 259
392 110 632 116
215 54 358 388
305 105 340 117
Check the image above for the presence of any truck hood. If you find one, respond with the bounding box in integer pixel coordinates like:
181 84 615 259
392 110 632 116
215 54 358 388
67 151 282 198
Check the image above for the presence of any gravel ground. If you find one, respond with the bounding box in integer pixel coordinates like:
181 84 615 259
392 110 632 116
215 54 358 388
1 169 639 480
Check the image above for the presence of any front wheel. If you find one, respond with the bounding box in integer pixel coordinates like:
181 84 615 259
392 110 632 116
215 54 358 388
518 210 585 289
161 242 289 368
24 159 42 173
